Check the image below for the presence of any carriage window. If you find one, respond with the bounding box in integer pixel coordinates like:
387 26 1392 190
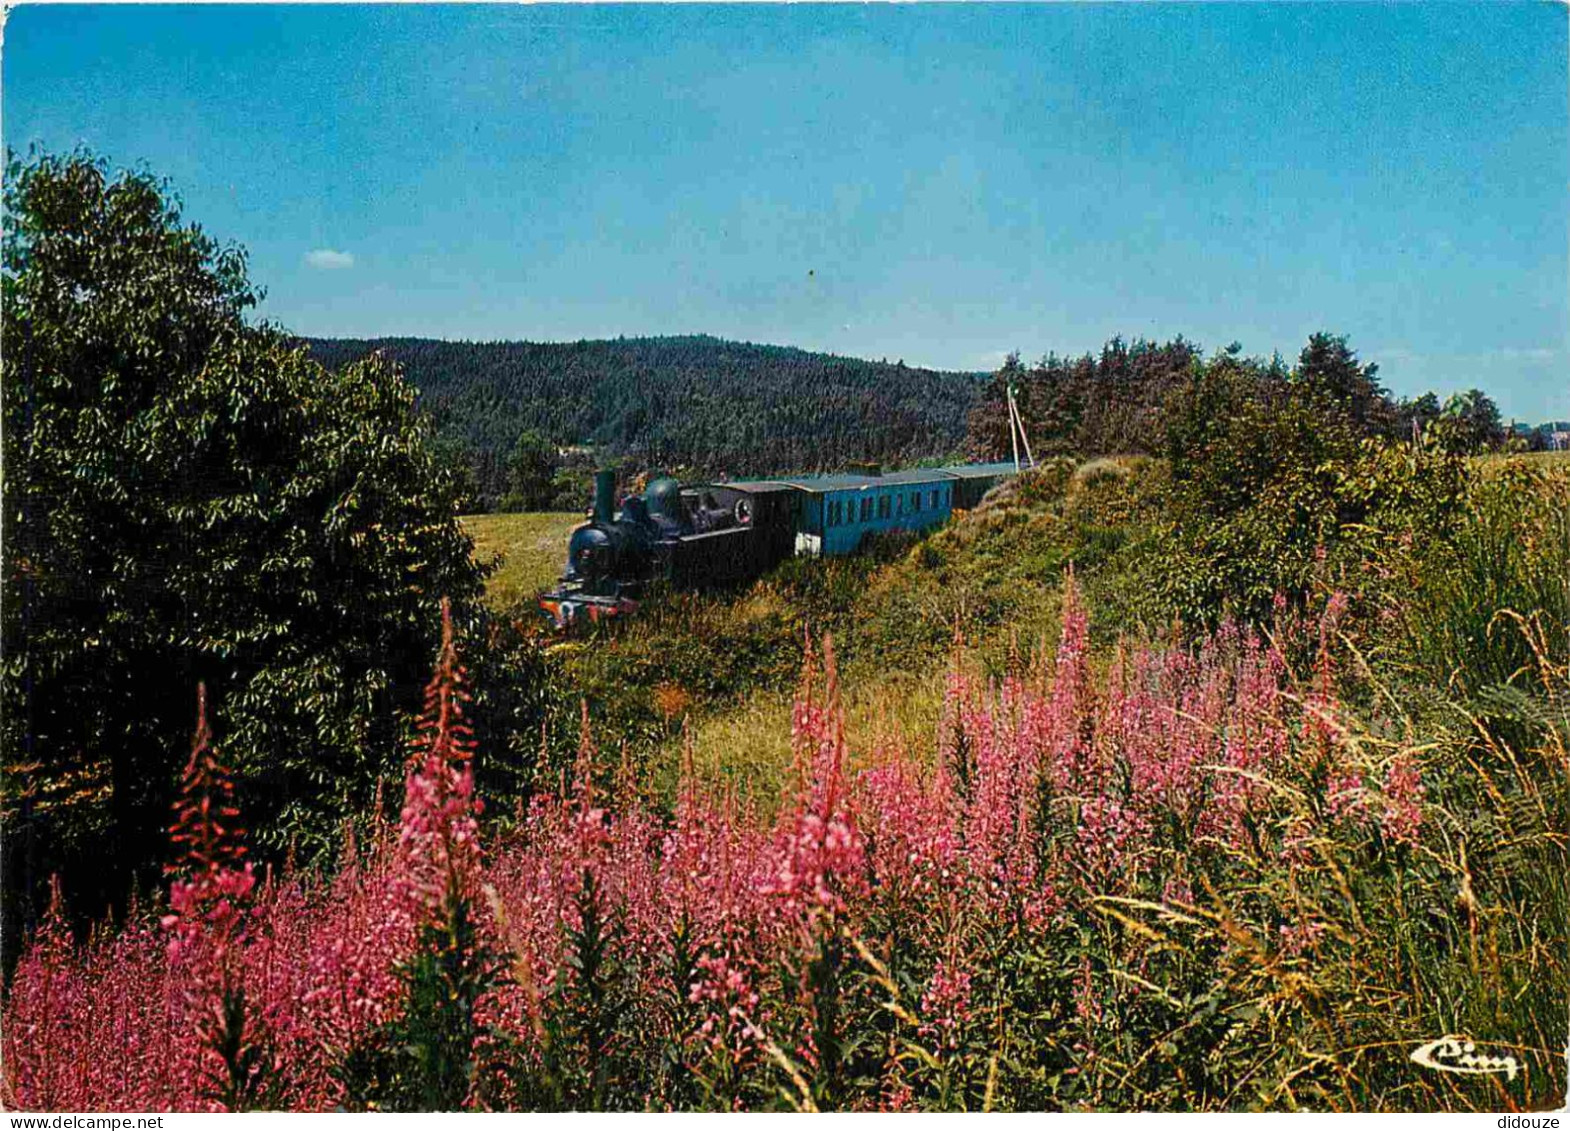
861 497 873 521
878 496 890 519
912 491 921 512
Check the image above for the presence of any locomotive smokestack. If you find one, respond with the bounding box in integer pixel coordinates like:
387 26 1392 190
593 467 616 523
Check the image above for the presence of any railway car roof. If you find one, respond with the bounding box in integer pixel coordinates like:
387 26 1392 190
719 462 1021 494
701 480 800 494
933 461 1023 478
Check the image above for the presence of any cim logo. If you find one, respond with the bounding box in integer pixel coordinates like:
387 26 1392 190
1409 1035 1521 1081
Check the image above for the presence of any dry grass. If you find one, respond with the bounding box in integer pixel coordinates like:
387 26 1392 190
649 662 949 816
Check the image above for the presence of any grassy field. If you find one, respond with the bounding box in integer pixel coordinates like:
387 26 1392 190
461 511 582 610
1474 448 1570 469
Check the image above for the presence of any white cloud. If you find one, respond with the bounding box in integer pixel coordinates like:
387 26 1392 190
304 248 355 270
972 350 1013 370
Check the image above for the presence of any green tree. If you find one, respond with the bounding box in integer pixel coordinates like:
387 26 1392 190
500 428 557 512
1293 332 1393 434
2 151 486 918
1434 388 1504 453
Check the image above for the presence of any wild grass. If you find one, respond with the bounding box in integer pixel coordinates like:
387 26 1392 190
1472 449 1570 471
648 663 949 819
460 512 583 611
1389 463 1569 702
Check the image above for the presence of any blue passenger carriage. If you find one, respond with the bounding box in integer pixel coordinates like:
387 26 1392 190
749 468 960 556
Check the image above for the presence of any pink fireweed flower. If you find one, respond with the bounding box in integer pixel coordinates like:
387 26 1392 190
688 947 767 1070
1161 873 1194 908
163 684 257 965
917 959 973 1052
7 586 1404 1112
770 635 868 921
856 760 959 910
1043 569 1094 793
1278 919 1327 957
1326 770 1366 822
396 599 484 915
158 684 274 1111
1074 952 1102 1022
1381 754 1425 847
1074 796 1150 885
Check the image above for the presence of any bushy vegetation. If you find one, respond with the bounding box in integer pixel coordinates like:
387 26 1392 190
1126 346 1472 628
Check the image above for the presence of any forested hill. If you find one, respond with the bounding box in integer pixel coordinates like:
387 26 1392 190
304 334 985 480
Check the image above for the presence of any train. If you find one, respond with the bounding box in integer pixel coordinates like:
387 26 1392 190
539 462 1021 627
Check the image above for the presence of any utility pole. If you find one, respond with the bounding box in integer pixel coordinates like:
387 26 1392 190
1006 381 1035 470
1007 381 1021 472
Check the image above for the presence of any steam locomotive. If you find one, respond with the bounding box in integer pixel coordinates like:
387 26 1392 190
538 469 799 626
539 462 1018 627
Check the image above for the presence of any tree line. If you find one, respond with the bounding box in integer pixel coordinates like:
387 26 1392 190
964 332 1533 462
305 335 986 511
311 330 1544 518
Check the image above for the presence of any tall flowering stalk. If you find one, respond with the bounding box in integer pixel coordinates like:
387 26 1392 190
161 683 271 1111
164 685 257 963
397 600 484 914
771 635 868 1108
367 598 496 1112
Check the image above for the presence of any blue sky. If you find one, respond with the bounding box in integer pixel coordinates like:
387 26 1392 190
4 3 1566 419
